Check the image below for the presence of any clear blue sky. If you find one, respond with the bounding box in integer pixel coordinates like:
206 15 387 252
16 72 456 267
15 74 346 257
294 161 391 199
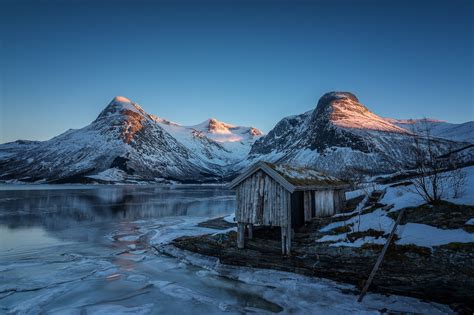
0 0 472 143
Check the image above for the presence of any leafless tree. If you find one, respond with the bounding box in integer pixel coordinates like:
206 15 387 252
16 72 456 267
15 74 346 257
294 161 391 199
450 166 467 198
408 120 466 203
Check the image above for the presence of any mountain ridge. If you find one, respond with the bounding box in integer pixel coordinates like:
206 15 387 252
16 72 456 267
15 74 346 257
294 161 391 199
247 91 472 176
0 93 472 183
0 96 262 183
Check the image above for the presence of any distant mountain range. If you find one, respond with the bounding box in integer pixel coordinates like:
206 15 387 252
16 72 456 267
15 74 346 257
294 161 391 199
0 93 472 183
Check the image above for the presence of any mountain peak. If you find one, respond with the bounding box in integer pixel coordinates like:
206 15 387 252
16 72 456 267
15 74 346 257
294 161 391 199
318 91 359 105
95 96 146 121
92 96 150 143
312 91 408 134
111 96 132 104
315 91 361 113
207 118 236 132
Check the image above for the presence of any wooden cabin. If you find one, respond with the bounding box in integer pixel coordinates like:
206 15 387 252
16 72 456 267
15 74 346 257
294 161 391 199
228 161 349 255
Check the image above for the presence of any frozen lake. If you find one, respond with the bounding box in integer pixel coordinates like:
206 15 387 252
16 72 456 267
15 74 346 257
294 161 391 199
0 185 452 314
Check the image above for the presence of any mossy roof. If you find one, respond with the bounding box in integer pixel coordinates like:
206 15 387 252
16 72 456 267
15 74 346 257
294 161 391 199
264 162 347 187
229 161 349 192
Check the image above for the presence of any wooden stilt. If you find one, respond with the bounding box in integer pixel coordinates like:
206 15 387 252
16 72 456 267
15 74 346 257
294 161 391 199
281 226 287 255
237 223 245 249
286 226 292 255
247 224 253 240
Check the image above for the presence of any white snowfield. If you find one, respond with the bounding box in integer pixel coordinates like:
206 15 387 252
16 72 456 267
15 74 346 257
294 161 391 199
154 116 263 165
317 166 474 248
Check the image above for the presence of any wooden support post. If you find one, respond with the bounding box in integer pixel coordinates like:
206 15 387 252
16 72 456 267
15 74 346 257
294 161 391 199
247 224 253 240
304 191 312 222
358 207 404 302
281 226 287 255
286 225 292 255
286 193 292 255
237 223 245 249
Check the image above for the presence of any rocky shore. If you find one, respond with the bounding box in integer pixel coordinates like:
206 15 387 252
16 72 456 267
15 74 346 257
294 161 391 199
163 201 474 314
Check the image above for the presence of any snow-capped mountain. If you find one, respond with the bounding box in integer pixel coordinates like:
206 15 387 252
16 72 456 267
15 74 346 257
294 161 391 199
0 92 472 183
0 97 261 183
247 92 471 176
152 117 262 165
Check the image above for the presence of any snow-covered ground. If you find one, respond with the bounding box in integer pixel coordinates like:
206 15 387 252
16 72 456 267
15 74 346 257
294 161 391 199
317 166 474 248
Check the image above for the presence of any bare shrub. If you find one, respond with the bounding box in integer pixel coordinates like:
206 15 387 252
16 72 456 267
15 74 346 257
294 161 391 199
407 120 467 203
449 164 467 199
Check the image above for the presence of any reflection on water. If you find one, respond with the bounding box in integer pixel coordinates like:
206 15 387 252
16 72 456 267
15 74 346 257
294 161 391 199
0 225 67 254
0 185 235 251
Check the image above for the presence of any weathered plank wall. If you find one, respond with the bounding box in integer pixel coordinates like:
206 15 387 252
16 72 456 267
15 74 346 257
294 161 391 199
333 189 346 213
314 189 346 216
314 190 334 216
235 170 290 227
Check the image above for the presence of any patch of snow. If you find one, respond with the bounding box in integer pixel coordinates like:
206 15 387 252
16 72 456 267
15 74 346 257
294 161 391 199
316 233 348 243
330 236 387 248
87 168 127 182
223 213 235 223
396 223 474 247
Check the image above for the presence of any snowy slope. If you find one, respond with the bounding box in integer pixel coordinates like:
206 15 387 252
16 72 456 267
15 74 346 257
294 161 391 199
153 117 262 165
0 92 472 183
385 118 474 143
0 97 224 183
247 92 470 176
0 97 263 183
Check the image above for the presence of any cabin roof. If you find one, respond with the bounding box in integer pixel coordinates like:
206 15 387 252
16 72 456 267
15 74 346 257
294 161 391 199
228 161 349 193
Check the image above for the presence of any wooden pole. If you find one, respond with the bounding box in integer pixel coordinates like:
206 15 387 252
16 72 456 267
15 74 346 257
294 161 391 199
247 224 253 240
358 207 404 302
237 223 245 249
281 225 287 255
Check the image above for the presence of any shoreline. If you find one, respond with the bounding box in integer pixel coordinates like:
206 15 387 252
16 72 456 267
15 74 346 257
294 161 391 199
162 213 474 314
